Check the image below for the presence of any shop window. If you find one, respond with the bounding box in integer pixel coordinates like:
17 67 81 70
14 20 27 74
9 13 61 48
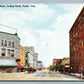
11 50 14 57
8 41 11 47
12 42 14 47
2 49 5 56
4 40 7 46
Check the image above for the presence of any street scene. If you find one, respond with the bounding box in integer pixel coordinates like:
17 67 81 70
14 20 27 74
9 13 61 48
0 4 84 81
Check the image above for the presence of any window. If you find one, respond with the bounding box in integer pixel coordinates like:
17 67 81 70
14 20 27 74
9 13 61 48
1 40 3 46
2 49 5 56
12 42 14 47
83 40 84 44
79 53 82 56
0 40 1 46
25 59 27 64
8 41 11 47
7 49 10 57
26 53 28 58
11 50 14 57
78 42 82 46
4 40 7 46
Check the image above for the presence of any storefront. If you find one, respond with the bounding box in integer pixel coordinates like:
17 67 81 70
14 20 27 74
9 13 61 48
0 59 18 73
16 60 24 72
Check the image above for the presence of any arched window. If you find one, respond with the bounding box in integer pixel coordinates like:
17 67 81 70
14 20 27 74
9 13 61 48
12 42 14 47
4 40 7 46
8 41 11 47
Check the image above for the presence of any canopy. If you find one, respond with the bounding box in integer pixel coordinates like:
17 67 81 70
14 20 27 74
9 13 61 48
34 66 37 70
29 67 33 70
16 61 24 69
0 59 18 66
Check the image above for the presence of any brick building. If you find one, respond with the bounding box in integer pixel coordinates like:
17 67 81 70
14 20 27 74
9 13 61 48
53 59 62 66
69 7 84 73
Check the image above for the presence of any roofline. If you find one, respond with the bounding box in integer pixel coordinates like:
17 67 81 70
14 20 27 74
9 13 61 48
69 6 84 33
0 31 20 40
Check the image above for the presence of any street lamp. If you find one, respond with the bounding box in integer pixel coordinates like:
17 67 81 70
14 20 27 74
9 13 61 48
71 67 72 73
81 67 83 79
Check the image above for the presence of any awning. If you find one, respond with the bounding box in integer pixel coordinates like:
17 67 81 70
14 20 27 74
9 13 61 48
0 59 18 66
29 67 33 70
34 67 37 70
16 61 24 69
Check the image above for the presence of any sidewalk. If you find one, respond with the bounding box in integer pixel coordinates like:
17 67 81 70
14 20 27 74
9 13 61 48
66 73 84 79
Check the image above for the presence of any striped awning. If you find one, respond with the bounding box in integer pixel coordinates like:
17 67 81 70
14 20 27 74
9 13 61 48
16 61 24 69
0 59 18 66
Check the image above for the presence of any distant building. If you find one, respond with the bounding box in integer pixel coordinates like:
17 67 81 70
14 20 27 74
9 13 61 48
69 7 84 73
33 53 38 69
38 61 43 69
24 46 34 68
53 59 62 66
61 57 70 66
0 31 20 72
60 57 70 73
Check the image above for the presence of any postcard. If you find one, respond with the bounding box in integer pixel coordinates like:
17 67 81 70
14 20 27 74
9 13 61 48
0 2 84 81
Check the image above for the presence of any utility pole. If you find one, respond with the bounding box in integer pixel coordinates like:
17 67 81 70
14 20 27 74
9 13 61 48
0 24 17 33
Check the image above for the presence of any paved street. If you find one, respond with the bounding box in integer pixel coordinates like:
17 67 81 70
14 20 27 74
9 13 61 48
0 69 83 81
31 71 81 80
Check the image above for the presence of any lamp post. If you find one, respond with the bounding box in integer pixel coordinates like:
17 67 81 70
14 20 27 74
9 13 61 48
81 67 83 79
71 67 72 73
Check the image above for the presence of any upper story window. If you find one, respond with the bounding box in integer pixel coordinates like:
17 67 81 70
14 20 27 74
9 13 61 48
26 53 28 58
8 41 11 47
7 49 10 57
2 49 6 56
11 50 14 57
1 40 3 46
0 40 1 46
12 42 14 47
4 40 7 46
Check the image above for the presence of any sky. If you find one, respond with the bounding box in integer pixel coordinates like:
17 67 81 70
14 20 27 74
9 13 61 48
0 4 84 67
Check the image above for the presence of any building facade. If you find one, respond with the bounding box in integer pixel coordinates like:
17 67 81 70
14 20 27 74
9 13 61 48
69 7 84 73
24 46 34 68
53 59 62 66
60 57 70 73
33 53 38 69
38 61 43 70
0 31 20 72
61 57 70 66
19 45 25 66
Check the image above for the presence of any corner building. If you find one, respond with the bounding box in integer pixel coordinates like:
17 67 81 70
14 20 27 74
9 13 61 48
69 7 84 73
0 31 20 72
